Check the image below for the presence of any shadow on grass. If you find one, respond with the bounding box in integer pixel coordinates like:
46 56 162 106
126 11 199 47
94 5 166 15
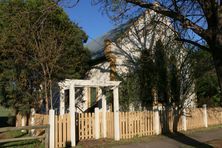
0 140 41 148
163 132 213 148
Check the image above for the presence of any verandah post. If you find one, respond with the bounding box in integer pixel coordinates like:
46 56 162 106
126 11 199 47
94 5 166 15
113 87 120 140
59 89 65 115
94 107 100 139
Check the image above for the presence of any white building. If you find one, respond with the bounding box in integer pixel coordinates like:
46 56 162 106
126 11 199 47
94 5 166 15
59 10 196 114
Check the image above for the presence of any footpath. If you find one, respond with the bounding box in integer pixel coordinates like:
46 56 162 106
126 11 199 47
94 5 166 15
113 127 222 148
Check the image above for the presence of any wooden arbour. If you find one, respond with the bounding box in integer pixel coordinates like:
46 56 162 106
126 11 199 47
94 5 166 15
58 79 121 147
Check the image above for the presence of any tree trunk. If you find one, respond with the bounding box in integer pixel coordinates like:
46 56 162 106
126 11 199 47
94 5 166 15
44 79 49 113
49 79 53 110
211 46 222 106
211 6 222 105
172 107 179 133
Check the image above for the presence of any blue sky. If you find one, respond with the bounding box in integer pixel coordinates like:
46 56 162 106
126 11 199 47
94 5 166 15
63 1 114 43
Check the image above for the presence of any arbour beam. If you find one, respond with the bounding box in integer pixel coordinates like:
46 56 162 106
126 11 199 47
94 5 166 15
58 79 121 147
59 79 121 88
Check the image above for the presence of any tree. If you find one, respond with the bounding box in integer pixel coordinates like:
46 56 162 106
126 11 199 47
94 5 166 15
0 0 90 114
154 40 169 104
93 0 222 105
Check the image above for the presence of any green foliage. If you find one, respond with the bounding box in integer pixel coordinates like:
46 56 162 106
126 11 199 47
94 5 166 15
138 48 156 107
119 73 141 111
0 106 15 117
0 0 90 114
119 40 182 110
192 50 220 107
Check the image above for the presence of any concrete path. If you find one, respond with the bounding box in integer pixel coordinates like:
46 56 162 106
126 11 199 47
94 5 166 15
113 128 222 148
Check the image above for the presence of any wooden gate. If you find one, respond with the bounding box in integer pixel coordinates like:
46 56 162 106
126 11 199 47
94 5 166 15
77 112 115 140
55 114 70 148
77 112 95 140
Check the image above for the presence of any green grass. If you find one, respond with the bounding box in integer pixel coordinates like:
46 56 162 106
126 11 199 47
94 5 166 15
76 135 162 148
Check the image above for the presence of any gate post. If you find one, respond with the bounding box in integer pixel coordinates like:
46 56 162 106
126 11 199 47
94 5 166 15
203 104 208 127
49 109 55 148
153 107 160 135
30 108 35 135
95 107 100 139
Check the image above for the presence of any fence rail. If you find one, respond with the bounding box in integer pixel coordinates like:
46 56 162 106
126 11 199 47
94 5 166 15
0 125 49 148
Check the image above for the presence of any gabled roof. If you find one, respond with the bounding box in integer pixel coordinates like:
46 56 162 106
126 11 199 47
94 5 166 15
85 16 139 60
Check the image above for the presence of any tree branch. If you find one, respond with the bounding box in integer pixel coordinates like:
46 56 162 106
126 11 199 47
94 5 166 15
176 38 210 52
125 0 209 42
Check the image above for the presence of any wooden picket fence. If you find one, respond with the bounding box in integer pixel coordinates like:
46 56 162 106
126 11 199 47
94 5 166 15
26 107 222 148
119 111 154 139
186 108 205 130
207 107 222 126
33 114 49 126
106 112 114 138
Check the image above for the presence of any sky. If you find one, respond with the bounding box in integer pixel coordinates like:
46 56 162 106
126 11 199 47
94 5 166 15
63 1 114 43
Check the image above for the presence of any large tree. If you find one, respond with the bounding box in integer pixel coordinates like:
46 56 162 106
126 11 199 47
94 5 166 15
92 0 222 105
0 0 90 114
